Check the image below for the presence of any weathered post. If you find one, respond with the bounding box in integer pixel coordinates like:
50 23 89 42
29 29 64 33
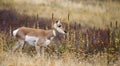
51 13 54 28
116 21 118 29
36 14 39 29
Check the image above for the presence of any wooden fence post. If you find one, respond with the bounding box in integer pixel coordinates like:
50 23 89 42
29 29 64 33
110 22 112 28
116 21 118 29
68 13 70 21
36 14 39 29
66 13 70 47
67 13 70 30
51 13 54 28
52 13 54 20
9 26 12 37
119 30 120 51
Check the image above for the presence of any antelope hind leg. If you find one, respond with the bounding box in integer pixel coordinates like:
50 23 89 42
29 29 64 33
18 40 25 53
40 46 44 56
12 40 25 53
12 41 20 52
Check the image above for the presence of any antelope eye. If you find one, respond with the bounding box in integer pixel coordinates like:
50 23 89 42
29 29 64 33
56 21 58 23
58 25 61 27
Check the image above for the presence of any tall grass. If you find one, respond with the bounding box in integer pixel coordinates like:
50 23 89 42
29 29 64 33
0 51 109 66
0 21 120 66
0 0 120 66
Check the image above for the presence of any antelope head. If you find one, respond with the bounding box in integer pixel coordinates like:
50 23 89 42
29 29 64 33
54 20 67 34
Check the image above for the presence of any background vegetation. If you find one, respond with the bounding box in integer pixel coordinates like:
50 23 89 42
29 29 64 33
0 0 120 66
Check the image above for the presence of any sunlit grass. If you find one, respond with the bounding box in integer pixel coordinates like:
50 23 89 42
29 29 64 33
0 0 120 66
1 51 120 66
0 0 120 28
0 51 108 66
0 27 120 66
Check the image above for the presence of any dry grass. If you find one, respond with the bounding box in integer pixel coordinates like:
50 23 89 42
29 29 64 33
0 30 120 66
1 51 120 66
0 0 120 28
0 51 109 66
0 0 120 66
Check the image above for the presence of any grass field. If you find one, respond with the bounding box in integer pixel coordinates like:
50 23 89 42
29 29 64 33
0 0 120 66
0 51 109 66
0 0 120 28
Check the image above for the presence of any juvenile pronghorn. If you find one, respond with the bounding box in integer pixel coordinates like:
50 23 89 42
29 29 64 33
12 20 67 55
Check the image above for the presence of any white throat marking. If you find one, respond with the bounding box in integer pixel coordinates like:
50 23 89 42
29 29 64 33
53 30 56 36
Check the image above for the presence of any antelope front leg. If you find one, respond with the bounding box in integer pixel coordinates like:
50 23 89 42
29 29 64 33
35 43 40 56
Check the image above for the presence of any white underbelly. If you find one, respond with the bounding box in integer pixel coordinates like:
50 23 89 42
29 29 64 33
25 35 39 46
42 39 51 46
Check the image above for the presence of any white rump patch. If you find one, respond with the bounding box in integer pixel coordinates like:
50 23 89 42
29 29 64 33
25 35 39 46
13 29 19 37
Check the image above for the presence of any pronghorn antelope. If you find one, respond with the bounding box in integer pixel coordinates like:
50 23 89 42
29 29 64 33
12 20 67 55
